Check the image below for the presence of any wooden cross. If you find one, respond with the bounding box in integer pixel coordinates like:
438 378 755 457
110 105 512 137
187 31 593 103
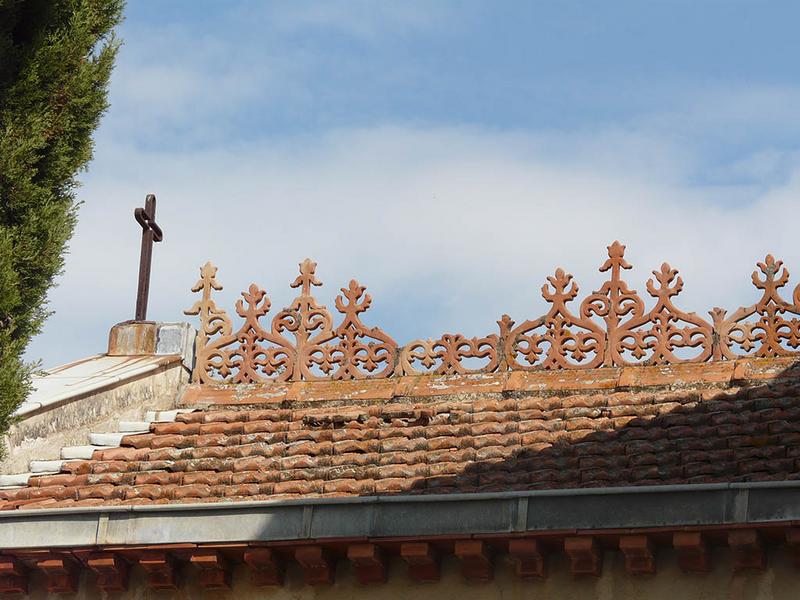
134 194 163 321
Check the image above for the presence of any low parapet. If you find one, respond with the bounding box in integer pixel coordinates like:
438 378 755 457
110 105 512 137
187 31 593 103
2 322 194 474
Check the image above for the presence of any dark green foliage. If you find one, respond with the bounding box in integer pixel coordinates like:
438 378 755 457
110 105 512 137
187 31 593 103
0 0 124 449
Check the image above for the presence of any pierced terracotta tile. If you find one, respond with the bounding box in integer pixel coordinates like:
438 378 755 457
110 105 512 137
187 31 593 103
190 549 231 589
37 557 79 594
509 539 546 578
564 537 602 577
87 553 129 592
673 532 709 573
244 548 284 586
454 540 492 582
729 530 765 571
400 542 440 582
619 535 656 575
295 546 335 585
348 543 387 584
0 555 27 594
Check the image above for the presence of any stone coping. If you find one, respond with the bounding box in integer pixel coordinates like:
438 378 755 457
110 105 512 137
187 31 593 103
16 354 182 419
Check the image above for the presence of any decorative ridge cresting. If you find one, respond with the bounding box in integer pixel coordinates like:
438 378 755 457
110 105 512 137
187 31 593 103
185 242 800 384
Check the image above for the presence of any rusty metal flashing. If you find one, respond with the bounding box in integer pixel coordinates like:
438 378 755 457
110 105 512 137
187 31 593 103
185 242 800 386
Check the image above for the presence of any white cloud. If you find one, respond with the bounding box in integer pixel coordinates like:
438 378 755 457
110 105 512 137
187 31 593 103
18 2 800 374
104 1 451 145
27 123 800 367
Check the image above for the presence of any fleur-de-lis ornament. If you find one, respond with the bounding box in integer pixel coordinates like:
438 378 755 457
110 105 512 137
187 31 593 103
186 243 800 383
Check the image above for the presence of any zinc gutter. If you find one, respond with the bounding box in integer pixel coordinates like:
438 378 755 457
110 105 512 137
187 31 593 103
2 480 799 518
1 482 799 550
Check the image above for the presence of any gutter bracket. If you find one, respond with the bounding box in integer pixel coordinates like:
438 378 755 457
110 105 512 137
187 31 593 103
515 497 529 532
731 488 750 523
301 505 314 539
95 513 110 546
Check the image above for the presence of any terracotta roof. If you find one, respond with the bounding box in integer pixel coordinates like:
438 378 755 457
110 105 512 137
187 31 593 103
5 241 800 593
3 357 800 510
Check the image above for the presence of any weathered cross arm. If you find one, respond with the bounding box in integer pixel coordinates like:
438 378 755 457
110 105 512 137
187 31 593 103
134 194 163 321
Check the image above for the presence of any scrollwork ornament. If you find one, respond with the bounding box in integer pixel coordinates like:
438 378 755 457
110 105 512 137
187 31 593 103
184 262 235 383
271 259 337 380
184 263 296 383
186 244 800 385
401 333 499 375
717 255 800 358
616 263 713 364
580 241 646 366
309 279 398 380
504 267 605 370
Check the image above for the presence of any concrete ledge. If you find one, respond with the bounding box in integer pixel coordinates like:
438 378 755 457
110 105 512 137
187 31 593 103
2 321 197 474
16 355 182 419
2 356 189 473
1 482 799 549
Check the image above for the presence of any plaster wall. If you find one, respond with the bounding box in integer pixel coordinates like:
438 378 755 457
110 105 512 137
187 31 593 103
2 362 187 473
20 547 800 600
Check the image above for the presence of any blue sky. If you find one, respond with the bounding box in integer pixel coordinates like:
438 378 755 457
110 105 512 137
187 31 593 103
28 1 800 367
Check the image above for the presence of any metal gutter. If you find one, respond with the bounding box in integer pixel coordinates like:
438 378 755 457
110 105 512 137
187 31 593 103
1 482 799 550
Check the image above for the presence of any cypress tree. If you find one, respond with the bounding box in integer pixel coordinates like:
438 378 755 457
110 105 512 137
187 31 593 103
0 0 124 450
